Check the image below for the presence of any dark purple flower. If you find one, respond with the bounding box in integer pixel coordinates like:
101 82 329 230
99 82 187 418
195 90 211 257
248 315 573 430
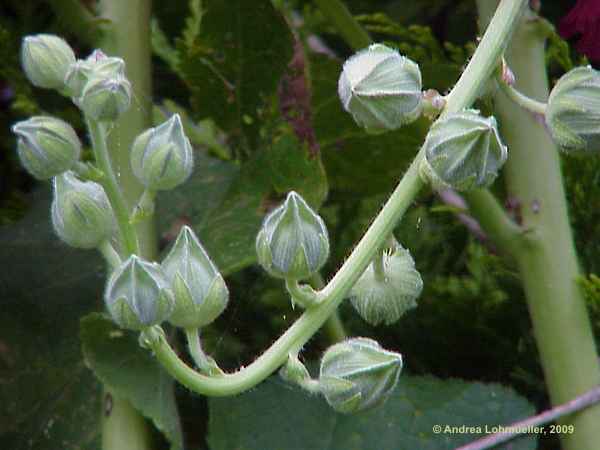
559 0 600 62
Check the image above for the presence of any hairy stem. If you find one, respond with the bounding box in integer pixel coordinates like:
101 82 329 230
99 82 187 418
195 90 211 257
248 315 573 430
497 78 547 115
477 3 600 449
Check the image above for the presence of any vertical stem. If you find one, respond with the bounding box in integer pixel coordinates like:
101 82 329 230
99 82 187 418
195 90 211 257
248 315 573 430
96 1 156 449
477 3 600 449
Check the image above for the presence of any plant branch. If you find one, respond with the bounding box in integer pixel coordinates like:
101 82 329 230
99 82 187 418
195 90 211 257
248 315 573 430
497 78 547 115
457 385 600 450
312 0 371 50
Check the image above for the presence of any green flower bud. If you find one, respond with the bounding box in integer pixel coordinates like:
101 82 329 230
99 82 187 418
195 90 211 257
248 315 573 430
256 191 329 280
162 226 229 329
51 171 113 249
338 43 422 133
546 66 600 154
350 243 423 326
420 109 507 191
12 116 81 180
64 50 126 98
104 255 175 330
130 114 194 190
21 34 75 90
319 338 402 414
80 75 131 122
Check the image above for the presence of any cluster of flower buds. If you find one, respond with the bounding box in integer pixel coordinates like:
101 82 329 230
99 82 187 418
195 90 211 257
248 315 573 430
545 66 600 154
350 240 422 326
338 43 423 133
420 109 508 191
319 338 403 414
256 191 329 281
104 226 229 331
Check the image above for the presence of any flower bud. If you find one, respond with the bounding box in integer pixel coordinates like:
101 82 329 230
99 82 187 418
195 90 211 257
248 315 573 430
51 171 113 248
338 43 422 133
162 226 229 329
319 338 402 414
256 191 329 280
104 255 175 330
64 51 126 98
80 75 131 122
546 66 600 154
12 116 81 180
21 34 75 90
130 114 194 191
420 109 507 191
350 243 423 326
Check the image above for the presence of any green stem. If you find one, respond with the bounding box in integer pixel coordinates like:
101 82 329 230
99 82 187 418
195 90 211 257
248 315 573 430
87 119 139 256
146 0 526 398
285 278 320 307
101 389 153 450
372 248 386 282
98 240 122 269
313 0 371 50
498 79 547 115
184 328 224 376
476 3 600 449
310 273 348 343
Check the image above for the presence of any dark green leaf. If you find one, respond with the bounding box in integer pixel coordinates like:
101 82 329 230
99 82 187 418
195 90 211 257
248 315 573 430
207 376 536 450
80 313 184 450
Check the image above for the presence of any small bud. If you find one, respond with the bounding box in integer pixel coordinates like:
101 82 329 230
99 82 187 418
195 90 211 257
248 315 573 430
546 66 600 154
130 114 194 190
51 171 113 248
64 51 126 98
350 243 423 326
12 116 81 180
162 226 229 329
256 191 329 280
420 109 508 191
338 43 422 133
104 255 175 330
319 338 402 414
80 75 131 122
21 34 75 90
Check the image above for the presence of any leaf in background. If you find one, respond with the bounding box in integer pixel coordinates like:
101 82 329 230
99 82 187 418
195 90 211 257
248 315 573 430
80 313 184 450
207 376 537 450
158 126 328 275
176 0 294 152
0 189 104 449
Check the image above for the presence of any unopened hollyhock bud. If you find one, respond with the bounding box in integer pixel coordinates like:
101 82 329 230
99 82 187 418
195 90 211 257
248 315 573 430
105 255 174 330
12 116 81 180
21 34 75 90
338 43 422 133
319 338 402 414
256 191 329 280
51 171 113 249
64 51 125 98
162 226 229 329
80 75 131 122
350 243 423 326
546 66 600 154
420 109 507 191
130 114 194 191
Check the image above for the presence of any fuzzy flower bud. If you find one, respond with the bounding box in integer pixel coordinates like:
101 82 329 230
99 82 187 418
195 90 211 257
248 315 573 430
338 43 422 133
420 109 507 191
21 34 75 90
64 51 125 98
80 75 131 122
162 226 229 329
546 66 600 154
130 114 194 191
256 191 329 280
104 255 175 330
319 338 402 414
12 116 81 180
51 171 113 249
350 243 423 326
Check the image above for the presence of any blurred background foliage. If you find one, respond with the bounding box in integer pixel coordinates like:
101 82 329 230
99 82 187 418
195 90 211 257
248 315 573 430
1 1 598 449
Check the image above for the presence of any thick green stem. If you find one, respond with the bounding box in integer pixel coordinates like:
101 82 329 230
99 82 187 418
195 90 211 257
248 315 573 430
98 240 122 269
101 389 153 450
146 0 526 398
477 3 600 449
313 0 371 50
88 119 140 256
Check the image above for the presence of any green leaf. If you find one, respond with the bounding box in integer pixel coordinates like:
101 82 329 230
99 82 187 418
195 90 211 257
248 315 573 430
0 189 103 450
176 0 293 152
80 313 184 450
207 376 536 450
